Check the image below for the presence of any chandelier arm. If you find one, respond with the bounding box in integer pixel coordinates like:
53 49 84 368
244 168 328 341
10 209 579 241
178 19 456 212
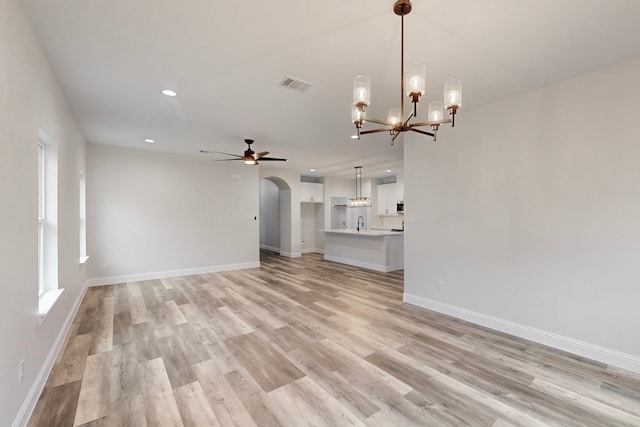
391 132 402 144
410 128 435 137
364 117 394 126
411 118 452 127
360 128 393 135
403 111 414 128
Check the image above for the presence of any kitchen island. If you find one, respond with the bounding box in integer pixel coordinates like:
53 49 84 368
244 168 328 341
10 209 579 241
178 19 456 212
323 229 404 272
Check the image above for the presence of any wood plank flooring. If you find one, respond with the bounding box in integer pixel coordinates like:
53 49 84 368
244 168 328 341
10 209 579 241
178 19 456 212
28 251 640 426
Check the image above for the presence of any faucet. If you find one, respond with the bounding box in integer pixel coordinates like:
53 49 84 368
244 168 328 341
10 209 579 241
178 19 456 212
357 216 365 232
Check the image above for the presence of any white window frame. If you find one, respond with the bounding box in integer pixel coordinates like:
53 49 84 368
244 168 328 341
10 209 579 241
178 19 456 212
37 130 63 324
37 143 46 296
79 171 89 263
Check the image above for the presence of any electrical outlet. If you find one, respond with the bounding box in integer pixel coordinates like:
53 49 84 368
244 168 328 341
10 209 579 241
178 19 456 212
438 280 445 291
19 360 24 383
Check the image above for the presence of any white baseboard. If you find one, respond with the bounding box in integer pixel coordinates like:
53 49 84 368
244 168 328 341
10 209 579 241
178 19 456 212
324 255 401 272
301 248 324 254
403 293 640 375
13 281 89 427
260 244 280 253
86 261 260 287
280 251 302 258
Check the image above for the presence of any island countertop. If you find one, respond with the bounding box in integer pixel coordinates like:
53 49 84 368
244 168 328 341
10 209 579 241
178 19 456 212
323 229 404 272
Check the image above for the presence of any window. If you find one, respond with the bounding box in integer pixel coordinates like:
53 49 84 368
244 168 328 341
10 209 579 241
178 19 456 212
79 171 88 263
37 130 62 323
37 143 45 296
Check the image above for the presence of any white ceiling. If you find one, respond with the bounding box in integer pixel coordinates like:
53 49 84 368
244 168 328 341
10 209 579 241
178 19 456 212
22 0 640 178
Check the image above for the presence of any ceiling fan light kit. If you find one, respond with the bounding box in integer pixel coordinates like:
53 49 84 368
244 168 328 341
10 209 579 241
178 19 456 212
352 0 462 145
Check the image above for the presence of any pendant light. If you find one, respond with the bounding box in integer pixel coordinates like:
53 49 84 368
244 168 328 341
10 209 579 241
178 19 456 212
351 0 462 144
348 166 371 207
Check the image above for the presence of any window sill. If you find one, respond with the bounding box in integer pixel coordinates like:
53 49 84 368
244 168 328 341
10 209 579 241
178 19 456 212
79 255 90 264
38 288 65 325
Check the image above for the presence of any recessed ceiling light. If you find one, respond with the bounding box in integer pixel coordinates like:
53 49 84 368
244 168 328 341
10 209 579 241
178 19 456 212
309 168 316 172
386 169 392 173
350 135 358 140
145 139 155 143
162 89 177 97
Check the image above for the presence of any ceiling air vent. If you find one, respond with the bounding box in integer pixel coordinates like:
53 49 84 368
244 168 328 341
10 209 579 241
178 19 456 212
280 75 313 92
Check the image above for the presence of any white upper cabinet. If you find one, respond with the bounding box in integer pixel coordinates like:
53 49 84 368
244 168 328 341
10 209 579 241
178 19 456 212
377 182 403 216
300 182 324 203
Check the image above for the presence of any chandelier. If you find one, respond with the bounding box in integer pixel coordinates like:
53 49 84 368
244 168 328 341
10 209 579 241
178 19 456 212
351 0 462 145
348 166 371 207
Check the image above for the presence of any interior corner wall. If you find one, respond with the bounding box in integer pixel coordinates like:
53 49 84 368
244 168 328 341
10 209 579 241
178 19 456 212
404 59 640 372
87 145 260 282
0 0 89 425
259 178 281 252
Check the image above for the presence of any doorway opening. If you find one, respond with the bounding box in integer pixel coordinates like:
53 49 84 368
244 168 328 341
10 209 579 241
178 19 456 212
260 176 295 257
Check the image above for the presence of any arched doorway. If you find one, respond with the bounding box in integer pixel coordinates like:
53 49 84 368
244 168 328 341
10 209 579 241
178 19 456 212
260 176 299 257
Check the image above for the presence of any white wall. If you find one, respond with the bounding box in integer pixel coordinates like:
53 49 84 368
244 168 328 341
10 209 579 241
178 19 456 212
301 203 316 252
260 178 280 252
0 1 88 425
404 59 640 373
324 176 355 230
299 202 325 253
87 145 259 282
314 203 325 252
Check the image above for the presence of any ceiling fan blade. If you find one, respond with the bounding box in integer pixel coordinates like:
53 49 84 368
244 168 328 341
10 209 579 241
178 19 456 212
258 157 287 162
204 139 285 165
200 150 243 158
216 152 244 157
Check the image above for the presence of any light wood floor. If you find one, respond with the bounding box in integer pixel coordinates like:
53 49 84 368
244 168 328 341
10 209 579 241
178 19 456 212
29 251 640 426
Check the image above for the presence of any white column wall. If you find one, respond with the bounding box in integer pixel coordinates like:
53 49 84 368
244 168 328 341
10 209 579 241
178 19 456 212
404 59 640 372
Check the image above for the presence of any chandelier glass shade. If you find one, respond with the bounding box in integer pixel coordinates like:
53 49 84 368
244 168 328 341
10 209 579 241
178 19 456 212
348 166 371 208
352 0 462 144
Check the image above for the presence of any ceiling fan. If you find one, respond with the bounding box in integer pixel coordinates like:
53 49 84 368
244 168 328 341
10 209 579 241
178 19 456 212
200 139 287 165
